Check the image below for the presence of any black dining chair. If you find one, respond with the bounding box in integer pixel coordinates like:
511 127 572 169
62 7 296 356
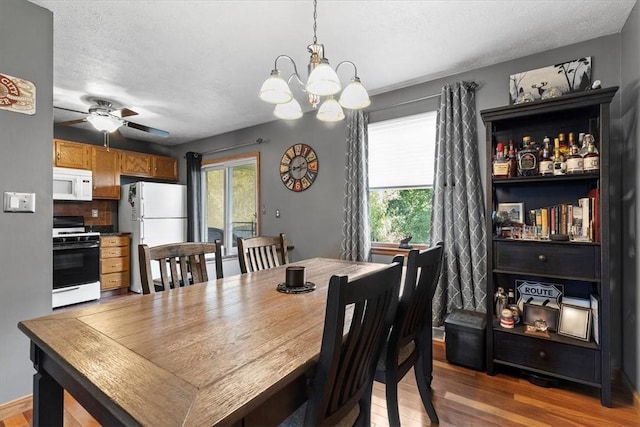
237 233 289 273
281 261 402 427
375 242 444 426
138 241 223 294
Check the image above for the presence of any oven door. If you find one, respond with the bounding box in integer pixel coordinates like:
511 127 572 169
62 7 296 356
53 240 100 289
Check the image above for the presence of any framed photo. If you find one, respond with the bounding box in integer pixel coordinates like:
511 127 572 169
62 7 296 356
498 202 525 224
509 57 592 104
558 304 592 341
523 303 559 331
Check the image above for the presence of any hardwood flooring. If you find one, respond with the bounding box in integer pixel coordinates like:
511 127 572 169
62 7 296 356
3 291 639 426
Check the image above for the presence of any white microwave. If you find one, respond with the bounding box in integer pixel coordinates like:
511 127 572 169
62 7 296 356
53 167 93 201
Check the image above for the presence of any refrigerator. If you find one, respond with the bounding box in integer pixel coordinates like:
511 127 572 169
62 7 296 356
119 182 187 293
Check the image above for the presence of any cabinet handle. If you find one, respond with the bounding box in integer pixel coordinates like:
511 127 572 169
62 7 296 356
539 351 547 360
538 254 547 262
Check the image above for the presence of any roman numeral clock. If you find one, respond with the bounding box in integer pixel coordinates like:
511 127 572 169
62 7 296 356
279 143 318 192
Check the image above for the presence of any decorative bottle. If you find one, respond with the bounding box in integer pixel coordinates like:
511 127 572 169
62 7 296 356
492 142 509 178
538 137 553 175
517 136 538 176
558 132 569 157
508 140 517 178
552 137 565 175
495 287 508 319
578 132 588 157
565 138 584 174
583 134 600 172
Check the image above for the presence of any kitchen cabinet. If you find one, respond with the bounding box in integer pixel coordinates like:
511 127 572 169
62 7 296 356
152 155 178 180
100 235 130 291
53 139 91 170
91 146 120 199
120 150 153 177
481 87 617 407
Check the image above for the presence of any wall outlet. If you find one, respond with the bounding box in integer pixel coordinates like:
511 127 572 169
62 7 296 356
91 209 99 218
3 192 36 213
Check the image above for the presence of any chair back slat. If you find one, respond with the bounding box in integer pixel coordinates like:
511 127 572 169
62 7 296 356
138 241 223 294
238 234 289 273
304 262 402 426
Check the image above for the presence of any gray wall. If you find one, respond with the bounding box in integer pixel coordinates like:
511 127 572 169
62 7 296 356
0 0 53 403
620 1 640 392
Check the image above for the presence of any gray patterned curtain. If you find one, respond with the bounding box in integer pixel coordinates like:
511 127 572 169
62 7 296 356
431 82 487 325
340 110 371 262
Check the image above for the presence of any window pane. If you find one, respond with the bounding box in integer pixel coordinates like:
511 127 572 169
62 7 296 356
205 169 225 244
230 164 257 248
369 188 433 244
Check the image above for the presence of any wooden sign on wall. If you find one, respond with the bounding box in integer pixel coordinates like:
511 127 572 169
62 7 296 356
0 72 36 115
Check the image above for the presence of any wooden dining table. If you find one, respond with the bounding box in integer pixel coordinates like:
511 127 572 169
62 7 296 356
19 257 389 427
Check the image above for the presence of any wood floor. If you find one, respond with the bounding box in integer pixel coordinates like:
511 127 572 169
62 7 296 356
3 292 639 427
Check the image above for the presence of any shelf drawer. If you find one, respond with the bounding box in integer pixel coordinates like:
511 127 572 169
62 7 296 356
101 257 129 274
494 241 600 280
101 235 129 247
493 331 599 383
101 246 128 258
101 271 130 290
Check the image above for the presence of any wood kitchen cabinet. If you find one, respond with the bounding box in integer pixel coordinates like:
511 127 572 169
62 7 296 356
91 146 121 199
152 155 178 180
53 139 91 169
100 235 130 291
120 150 153 177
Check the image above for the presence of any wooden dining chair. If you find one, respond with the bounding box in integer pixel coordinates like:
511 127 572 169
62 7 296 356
374 242 444 426
281 261 402 427
138 241 223 294
237 233 289 273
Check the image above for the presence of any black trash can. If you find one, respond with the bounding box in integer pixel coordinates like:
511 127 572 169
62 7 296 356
444 309 487 371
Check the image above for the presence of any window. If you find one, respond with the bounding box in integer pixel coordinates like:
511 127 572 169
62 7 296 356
202 152 259 255
368 111 437 246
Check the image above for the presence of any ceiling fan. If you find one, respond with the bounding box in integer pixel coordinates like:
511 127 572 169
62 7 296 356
54 99 169 138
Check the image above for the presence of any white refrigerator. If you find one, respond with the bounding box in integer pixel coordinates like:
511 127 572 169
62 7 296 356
119 181 187 293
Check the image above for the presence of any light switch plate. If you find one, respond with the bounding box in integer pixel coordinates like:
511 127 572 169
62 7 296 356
3 192 36 213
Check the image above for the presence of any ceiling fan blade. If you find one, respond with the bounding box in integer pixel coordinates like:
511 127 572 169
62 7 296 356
57 118 88 127
112 108 138 118
124 121 169 138
54 105 88 115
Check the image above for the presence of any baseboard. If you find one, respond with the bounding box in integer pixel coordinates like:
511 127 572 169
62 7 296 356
0 394 31 421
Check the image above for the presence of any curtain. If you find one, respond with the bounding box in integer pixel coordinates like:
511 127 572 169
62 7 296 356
186 152 202 242
431 82 487 325
340 110 371 262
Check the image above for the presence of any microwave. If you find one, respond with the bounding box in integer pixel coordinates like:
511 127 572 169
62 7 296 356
53 167 93 201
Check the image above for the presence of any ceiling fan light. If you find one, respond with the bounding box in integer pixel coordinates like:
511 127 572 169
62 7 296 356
87 114 123 133
259 70 293 104
274 98 303 120
317 97 345 122
306 60 341 96
339 77 371 109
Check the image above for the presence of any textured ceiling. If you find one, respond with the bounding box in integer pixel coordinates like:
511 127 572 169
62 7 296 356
29 0 636 145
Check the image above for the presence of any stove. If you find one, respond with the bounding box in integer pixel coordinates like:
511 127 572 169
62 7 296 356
52 216 101 308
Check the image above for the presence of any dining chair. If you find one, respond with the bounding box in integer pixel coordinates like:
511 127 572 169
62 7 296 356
281 261 402 427
374 242 444 426
138 241 223 294
237 233 289 273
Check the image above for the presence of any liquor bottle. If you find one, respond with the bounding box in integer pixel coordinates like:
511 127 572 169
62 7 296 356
507 287 516 305
565 137 584 174
578 132 588 157
538 136 553 175
583 134 600 172
558 132 569 157
495 287 508 319
508 140 517 178
517 136 538 176
492 142 509 178
552 137 565 175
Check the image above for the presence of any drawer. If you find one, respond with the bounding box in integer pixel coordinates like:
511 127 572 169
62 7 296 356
101 246 128 258
101 257 129 274
101 271 130 291
494 241 600 280
493 331 599 383
101 235 129 247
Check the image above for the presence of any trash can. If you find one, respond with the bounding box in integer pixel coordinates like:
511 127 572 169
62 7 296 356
444 309 487 371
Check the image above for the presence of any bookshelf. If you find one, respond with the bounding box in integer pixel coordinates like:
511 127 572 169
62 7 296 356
481 87 618 406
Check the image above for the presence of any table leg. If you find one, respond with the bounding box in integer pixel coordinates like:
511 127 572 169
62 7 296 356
31 342 63 427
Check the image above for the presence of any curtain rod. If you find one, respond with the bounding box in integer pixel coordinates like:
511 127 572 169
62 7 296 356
368 93 440 113
196 137 269 157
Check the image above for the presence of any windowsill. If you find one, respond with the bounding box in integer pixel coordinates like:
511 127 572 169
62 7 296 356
370 242 428 257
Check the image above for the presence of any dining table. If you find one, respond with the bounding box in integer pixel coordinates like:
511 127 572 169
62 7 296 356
18 257 389 427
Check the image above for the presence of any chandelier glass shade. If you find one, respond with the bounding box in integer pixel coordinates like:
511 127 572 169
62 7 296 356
86 114 123 133
259 0 370 122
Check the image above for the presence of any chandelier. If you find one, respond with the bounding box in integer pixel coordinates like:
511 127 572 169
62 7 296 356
259 0 370 122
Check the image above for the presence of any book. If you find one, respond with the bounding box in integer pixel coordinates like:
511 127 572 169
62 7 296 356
590 294 600 345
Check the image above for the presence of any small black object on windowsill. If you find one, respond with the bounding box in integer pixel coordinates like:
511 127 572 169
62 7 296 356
399 236 413 249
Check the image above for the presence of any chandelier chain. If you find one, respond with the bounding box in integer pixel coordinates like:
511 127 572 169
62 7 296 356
312 0 318 45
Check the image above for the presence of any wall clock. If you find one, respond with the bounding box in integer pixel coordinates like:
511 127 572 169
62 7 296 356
279 143 318 192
